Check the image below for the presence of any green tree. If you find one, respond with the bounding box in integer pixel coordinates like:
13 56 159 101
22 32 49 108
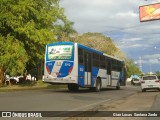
125 59 142 77
56 21 76 41
156 71 160 78
0 34 28 85
0 0 74 85
62 32 119 56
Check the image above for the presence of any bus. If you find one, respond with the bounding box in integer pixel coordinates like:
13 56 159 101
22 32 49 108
44 42 126 92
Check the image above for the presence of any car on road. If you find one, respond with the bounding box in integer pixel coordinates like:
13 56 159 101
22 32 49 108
130 74 140 85
131 78 140 85
141 75 160 92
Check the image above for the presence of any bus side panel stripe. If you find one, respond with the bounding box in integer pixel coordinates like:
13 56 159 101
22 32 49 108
46 61 55 74
78 65 85 87
57 61 74 78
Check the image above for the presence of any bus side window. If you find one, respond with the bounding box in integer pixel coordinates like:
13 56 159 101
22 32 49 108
100 55 106 69
107 59 111 75
112 60 122 71
93 53 99 67
78 48 84 64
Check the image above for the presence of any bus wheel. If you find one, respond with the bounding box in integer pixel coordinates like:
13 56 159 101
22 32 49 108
68 84 79 92
94 79 101 92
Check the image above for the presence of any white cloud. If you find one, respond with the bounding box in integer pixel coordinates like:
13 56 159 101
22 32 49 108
121 37 142 42
142 59 160 65
134 54 160 65
60 0 160 72
143 54 160 60
61 0 140 33
60 0 160 45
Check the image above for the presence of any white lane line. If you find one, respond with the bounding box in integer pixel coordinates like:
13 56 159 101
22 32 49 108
68 99 112 111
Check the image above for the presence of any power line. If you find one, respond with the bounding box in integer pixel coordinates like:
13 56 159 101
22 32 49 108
104 20 159 34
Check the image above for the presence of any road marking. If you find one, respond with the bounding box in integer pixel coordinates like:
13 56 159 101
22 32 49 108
68 99 112 111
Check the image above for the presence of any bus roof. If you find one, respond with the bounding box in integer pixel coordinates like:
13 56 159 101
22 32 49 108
47 42 123 62
103 53 123 62
77 43 123 62
47 41 74 46
78 43 103 55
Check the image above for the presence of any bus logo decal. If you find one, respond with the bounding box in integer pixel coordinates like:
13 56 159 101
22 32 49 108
65 63 71 66
80 68 84 72
46 61 55 74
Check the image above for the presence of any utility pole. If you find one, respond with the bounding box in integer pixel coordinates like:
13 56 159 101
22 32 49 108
139 56 142 72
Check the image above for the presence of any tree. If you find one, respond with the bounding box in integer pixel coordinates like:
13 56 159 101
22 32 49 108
0 34 28 85
61 32 119 56
156 71 160 78
0 0 74 85
55 21 76 41
125 59 142 77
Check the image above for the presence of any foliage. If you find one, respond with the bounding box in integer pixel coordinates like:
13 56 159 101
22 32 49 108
0 34 28 76
0 0 74 85
156 71 160 77
62 32 120 56
125 59 142 77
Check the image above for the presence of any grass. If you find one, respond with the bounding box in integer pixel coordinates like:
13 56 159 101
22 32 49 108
0 80 67 92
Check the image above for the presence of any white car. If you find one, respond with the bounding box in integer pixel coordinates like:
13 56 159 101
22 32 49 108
141 75 160 92
132 78 140 85
9 76 20 84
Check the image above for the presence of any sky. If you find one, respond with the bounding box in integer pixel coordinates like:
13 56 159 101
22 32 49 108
60 0 160 73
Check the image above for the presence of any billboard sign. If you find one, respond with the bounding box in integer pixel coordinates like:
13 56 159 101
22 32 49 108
48 45 73 60
139 3 160 22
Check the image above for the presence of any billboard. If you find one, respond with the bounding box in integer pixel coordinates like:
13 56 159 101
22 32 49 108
48 45 73 60
139 3 160 22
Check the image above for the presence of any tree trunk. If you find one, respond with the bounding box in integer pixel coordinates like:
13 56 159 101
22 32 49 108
37 60 43 80
0 67 5 86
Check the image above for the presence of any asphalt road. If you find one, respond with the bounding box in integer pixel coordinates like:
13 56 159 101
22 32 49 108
0 86 139 111
0 85 159 120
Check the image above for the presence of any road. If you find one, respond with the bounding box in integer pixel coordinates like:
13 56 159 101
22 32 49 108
0 85 159 120
0 86 139 111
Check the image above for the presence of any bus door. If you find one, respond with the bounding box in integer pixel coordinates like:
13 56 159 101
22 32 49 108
107 61 111 86
84 52 92 86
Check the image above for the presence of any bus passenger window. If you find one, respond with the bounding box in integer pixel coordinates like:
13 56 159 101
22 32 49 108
100 56 106 69
93 53 99 67
78 48 84 64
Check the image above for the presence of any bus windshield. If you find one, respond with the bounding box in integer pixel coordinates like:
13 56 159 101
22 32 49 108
47 45 73 60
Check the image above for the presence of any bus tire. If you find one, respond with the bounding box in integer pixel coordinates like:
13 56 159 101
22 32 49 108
94 79 101 92
68 84 79 92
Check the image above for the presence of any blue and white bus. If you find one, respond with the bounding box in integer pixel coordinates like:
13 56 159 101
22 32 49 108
44 42 126 92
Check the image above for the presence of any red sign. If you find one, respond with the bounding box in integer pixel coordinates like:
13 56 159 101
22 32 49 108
139 3 160 22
